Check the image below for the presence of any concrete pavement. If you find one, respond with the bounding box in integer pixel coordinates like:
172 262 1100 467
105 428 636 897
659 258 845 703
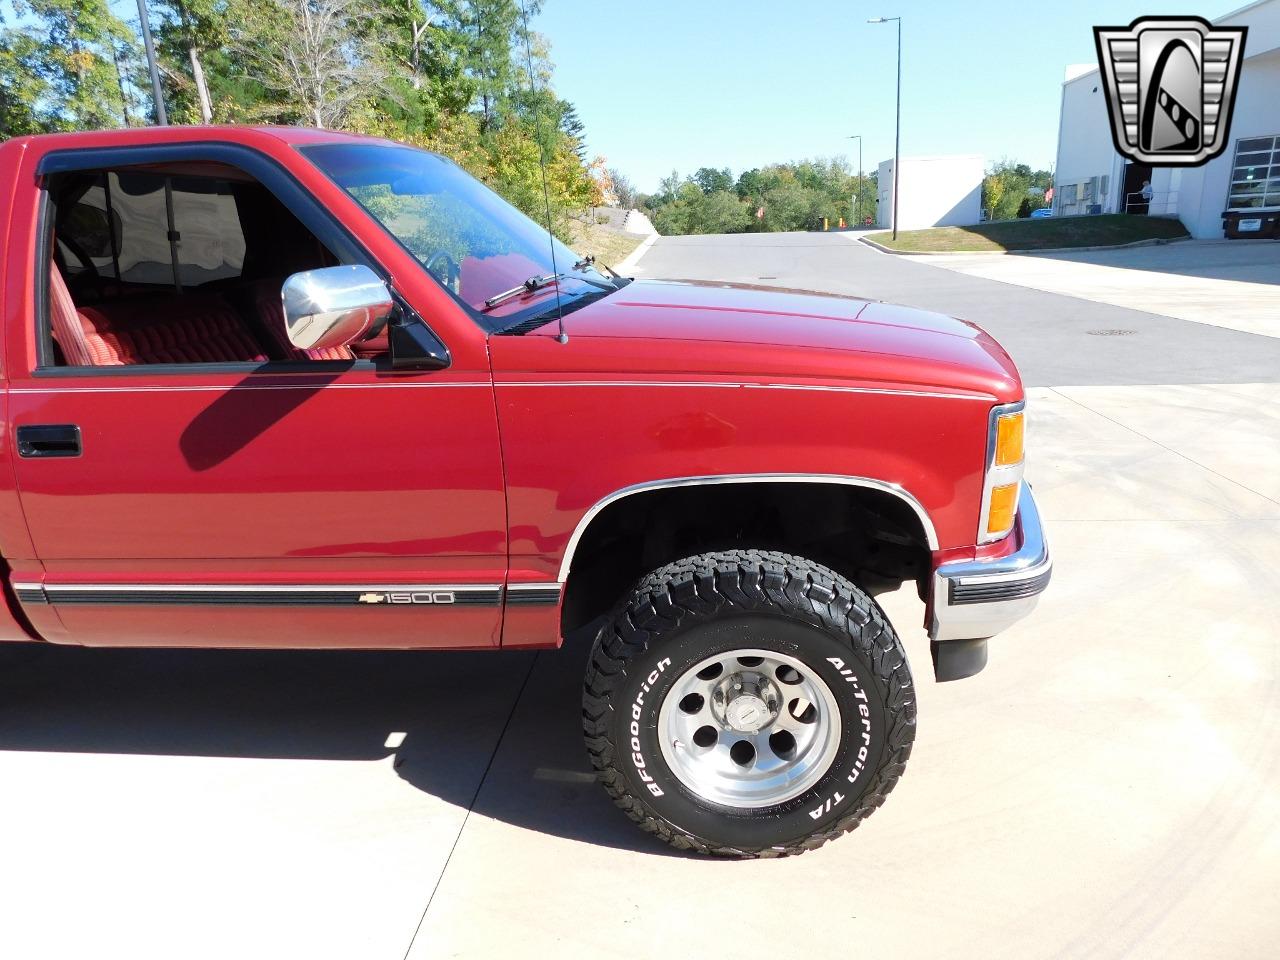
409 382 1280 960
914 240 1280 340
1 231 1277 959
0 647 538 959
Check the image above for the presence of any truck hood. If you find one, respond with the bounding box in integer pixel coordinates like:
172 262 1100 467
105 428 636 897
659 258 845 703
549 279 1021 400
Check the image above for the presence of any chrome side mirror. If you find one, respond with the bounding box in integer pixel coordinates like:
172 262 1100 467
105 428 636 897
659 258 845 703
281 265 393 352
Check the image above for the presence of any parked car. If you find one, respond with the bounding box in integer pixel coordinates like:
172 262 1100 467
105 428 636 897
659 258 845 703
0 127 1050 856
1030 208 1055 218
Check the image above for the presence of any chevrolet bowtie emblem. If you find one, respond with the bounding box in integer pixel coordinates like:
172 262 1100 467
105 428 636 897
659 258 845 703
357 593 386 604
1094 16 1247 167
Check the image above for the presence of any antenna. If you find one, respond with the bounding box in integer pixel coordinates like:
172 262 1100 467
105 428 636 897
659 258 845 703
517 0 567 344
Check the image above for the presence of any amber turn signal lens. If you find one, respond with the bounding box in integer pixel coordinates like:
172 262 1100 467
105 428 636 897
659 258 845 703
994 412 1024 466
987 483 1020 535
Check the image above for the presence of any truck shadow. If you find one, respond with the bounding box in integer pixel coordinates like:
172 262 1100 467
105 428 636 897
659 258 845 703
0 634 690 858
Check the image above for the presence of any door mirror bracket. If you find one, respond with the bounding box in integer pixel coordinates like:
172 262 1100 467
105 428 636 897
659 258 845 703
388 295 451 371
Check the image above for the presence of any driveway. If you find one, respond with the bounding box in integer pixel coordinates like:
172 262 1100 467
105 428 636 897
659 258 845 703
632 232 1280 387
915 239 1280 340
2 232 1278 959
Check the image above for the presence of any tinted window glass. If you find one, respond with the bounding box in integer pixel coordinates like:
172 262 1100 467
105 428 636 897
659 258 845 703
304 142 615 330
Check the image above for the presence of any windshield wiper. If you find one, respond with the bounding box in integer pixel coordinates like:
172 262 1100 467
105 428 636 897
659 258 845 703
483 267 618 312
575 253 630 288
483 273 564 310
564 260 616 291
494 287 614 335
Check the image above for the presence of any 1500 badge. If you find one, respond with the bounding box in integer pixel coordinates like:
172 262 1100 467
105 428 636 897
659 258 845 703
358 591 456 605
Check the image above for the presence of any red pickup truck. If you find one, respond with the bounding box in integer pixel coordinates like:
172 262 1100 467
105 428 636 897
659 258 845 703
0 126 1050 856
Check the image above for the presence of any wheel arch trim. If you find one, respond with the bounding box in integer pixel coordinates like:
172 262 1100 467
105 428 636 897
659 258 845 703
557 473 940 583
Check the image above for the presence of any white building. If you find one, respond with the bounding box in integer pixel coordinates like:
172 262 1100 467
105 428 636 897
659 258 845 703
1052 0 1280 238
875 155 984 230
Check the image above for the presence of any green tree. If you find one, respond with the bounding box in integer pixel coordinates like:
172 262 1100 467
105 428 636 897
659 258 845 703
0 0 611 259
11 0 141 130
983 159 1052 221
758 176 824 232
364 0 474 131
153 0 226 122
692 166 733 194
0 29 51 135
655 169 683 205
558 100 584 159
437 0 540 134
642 157 876 235
691 189 749 234
228 0 391 129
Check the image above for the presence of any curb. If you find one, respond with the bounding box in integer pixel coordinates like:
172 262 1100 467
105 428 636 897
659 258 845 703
616 232 660 274
857 234 1192 257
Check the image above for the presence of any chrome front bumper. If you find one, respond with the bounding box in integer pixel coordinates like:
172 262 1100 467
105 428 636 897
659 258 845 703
930 486 1052 644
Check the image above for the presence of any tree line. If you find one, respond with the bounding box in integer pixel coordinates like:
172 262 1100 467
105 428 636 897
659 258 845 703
640 157 1057 235
0 0 606 235
641 160 878 236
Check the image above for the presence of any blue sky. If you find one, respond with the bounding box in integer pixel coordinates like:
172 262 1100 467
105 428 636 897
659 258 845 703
533 1 1243 191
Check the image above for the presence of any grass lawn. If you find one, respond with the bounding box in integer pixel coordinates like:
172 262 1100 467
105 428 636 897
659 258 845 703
566 218 647 268
865 214 1190 253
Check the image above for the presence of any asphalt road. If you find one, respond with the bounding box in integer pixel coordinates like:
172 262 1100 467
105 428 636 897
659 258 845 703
632 232 1280 387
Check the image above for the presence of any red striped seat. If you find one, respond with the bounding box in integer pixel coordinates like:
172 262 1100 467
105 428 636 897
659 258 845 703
75 293 269 366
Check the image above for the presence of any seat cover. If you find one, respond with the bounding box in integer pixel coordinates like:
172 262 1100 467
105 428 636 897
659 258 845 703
48 264 95 366
76 293 269 365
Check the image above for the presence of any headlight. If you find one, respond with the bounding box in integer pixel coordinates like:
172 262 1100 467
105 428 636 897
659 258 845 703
980 402 1025 542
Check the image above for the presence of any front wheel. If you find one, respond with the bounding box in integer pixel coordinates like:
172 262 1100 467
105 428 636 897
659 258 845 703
583 549 916 857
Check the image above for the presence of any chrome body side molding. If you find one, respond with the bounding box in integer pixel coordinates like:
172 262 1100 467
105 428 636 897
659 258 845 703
506 583 565 605
13 581 567 608
18 583 504 607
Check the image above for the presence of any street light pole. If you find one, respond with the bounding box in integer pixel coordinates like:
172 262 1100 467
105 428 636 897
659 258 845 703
847 135 862 227
868 16 901 239
135 0 168 125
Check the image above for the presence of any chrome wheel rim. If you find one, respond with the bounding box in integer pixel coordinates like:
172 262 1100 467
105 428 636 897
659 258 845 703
657 648 842 808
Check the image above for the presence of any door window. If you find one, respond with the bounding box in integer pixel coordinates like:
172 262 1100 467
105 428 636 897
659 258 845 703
46 162 383 367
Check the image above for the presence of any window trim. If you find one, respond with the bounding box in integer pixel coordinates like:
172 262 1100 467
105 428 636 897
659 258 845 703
34 183 55 369
32 142 425 377
31 358 377 379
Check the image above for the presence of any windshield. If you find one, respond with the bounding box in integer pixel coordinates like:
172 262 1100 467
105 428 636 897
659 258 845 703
302 142 615 332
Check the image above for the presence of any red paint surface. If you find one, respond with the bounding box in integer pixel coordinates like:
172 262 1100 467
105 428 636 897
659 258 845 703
0 128 1024 650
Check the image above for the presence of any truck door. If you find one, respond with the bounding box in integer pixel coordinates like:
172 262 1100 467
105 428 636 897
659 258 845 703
5 141 508 649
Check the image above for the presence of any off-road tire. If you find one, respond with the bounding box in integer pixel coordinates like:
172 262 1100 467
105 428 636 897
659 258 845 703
583 549 916 857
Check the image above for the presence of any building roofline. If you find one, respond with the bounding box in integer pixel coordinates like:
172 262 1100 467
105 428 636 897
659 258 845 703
1216 0 1276 24
1061 0 1278 86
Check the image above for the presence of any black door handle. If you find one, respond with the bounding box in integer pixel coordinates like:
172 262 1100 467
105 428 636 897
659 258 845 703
17 424 82 458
